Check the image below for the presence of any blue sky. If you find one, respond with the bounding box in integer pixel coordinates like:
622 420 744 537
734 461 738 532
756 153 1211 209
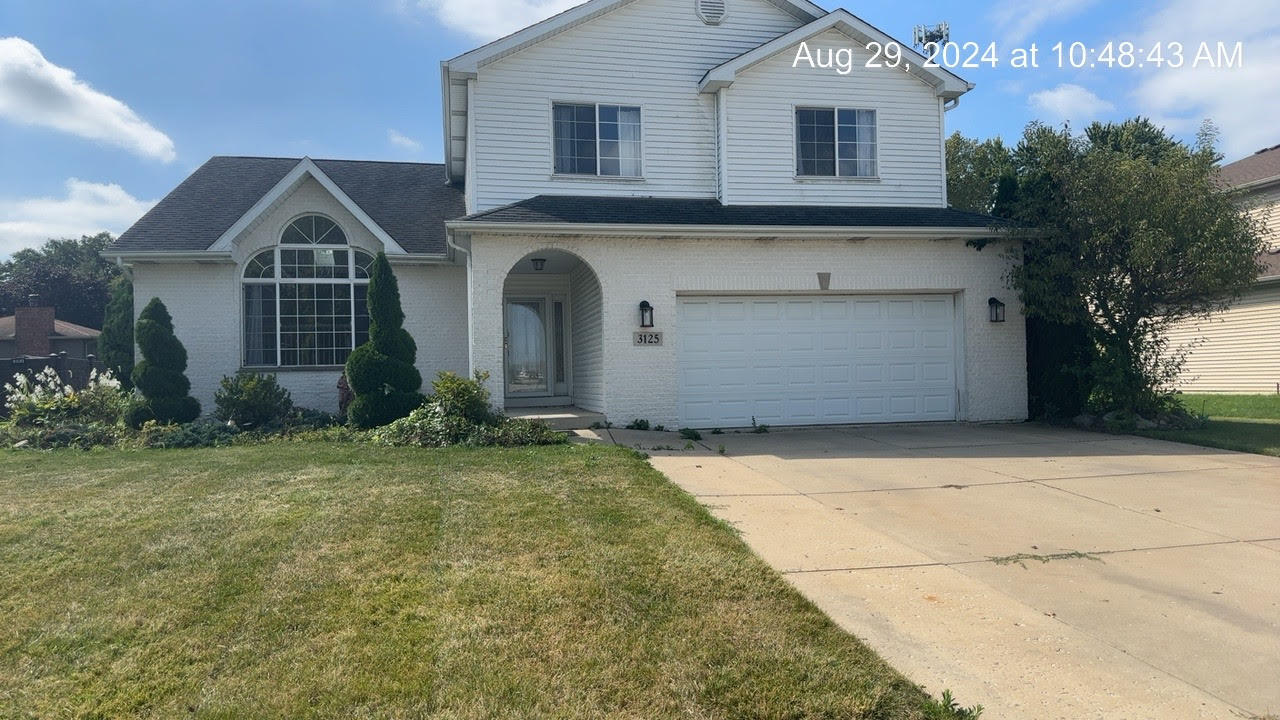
1 0 1274 256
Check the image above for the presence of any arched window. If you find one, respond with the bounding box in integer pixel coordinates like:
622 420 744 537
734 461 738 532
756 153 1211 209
242 215 374 367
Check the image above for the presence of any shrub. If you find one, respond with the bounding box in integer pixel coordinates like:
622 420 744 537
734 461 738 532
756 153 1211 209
431 370 494 425
130 298 199 427
3 366 128 428
214 372 294 430
625 419 650 431
370 403 565 448
136 420 238 449
369 370 564 448
3 422 122 450
99 275 135 389
678 428 702 441
345 252 424 428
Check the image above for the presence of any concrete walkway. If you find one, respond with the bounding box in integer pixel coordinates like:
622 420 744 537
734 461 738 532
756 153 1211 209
585 423 1280 719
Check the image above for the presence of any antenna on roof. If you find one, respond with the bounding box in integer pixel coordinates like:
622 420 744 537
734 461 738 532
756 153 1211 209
912 22 950 49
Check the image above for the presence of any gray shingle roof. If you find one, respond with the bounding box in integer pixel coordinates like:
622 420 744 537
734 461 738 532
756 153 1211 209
459 195 1005 228
1219 144 1280 188
110 157 465 255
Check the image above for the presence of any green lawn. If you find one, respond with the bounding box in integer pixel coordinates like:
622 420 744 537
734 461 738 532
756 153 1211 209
1138 393 1280 457
1175 393 1280 420
0 442 964 719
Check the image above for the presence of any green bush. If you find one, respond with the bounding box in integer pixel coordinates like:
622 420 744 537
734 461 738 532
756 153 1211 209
214 372 294 430
136 420 239 449
370 403 564 448
3 421 122 450
431 370 494 425
370 370 564 448
130 298 199 427
345 253 424 428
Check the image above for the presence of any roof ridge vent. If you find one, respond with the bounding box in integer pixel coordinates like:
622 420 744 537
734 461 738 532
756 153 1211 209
697 0 726 25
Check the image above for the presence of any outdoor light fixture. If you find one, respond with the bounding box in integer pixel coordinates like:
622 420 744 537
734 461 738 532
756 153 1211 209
530 258 547 271
638 301 654 328
988 297 1006 323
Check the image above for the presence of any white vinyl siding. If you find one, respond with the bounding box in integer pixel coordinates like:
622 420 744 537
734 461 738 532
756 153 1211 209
569 262 604 411
1168 283 1280 394
724 28 946 206
468 0 806 211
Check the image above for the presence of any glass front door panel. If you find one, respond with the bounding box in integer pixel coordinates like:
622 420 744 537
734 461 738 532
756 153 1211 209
505 299 547 395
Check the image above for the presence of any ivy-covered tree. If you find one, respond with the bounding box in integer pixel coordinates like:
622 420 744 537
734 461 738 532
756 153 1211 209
344 252 423 428
127 298 200 427
98 275 135 388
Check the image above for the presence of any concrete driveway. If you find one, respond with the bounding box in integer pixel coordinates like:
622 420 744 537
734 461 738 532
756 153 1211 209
598 423 1280 718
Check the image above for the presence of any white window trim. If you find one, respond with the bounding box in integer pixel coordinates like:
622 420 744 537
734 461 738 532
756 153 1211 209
241 216 373 370
549 101 645 180
792 105 880 181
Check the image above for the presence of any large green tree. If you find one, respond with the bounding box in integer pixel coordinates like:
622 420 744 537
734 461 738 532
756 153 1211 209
945 132 1014 214
983 119 1268 416
344 253 424 428
0 233 121 328
98 275 135 388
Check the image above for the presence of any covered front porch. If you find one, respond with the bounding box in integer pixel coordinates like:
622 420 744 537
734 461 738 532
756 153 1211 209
484 248 605 418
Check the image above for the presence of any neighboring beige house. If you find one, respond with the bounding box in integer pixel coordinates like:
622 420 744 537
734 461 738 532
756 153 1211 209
1168 145 1280 393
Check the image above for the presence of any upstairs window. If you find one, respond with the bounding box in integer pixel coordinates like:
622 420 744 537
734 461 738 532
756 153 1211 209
242 215 373 368
553 103 642 177
796 107 877 178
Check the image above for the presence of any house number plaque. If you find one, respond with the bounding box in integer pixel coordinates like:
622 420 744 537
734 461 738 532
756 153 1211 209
633 331 663 346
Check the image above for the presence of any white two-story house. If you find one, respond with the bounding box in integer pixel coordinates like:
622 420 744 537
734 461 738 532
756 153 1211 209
109 0 1028 428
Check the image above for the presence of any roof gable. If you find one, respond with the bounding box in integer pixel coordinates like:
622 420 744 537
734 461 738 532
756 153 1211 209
698 9 972 99
444 0 824 74
109 157 465 256
207 158 406 254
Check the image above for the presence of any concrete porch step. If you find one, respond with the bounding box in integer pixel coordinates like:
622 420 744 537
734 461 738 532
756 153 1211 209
507 406 606 431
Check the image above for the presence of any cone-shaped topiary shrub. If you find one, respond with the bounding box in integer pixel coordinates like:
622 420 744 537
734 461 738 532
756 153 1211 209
344 252 423 428
127 298 200 428
99 275 135 389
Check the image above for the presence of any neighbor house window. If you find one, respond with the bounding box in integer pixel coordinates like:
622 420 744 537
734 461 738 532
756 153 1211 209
795 107 877 178
242 214 373 367
553 103 642 177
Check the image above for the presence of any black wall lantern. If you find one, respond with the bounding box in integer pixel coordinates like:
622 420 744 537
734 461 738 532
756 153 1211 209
988 297 1006 323
638 301 654 328
530 257 547 271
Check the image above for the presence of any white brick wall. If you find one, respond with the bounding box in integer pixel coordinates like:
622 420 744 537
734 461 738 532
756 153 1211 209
130 177 469 415
467 234 1028 426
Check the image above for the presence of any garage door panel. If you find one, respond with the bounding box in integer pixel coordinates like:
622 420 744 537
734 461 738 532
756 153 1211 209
678 295 957 427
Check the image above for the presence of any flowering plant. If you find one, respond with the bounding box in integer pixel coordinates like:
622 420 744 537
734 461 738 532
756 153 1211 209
3 367 127 427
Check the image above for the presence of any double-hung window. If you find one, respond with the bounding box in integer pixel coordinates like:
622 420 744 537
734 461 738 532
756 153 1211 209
553 103 642 177
795 107 877 178
242 214 372 367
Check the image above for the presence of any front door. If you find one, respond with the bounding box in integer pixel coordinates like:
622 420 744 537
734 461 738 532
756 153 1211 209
504 298 548 396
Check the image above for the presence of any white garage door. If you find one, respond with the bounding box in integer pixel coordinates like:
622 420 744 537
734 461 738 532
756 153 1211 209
678 295 957 427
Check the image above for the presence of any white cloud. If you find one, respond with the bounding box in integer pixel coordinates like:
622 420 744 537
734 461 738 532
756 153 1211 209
989 0 1098 45
1028 83 1116 129
0 179 156 257
0 37 175 162
1125 0 1280 160
387 128 423 152
402 0 581 41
